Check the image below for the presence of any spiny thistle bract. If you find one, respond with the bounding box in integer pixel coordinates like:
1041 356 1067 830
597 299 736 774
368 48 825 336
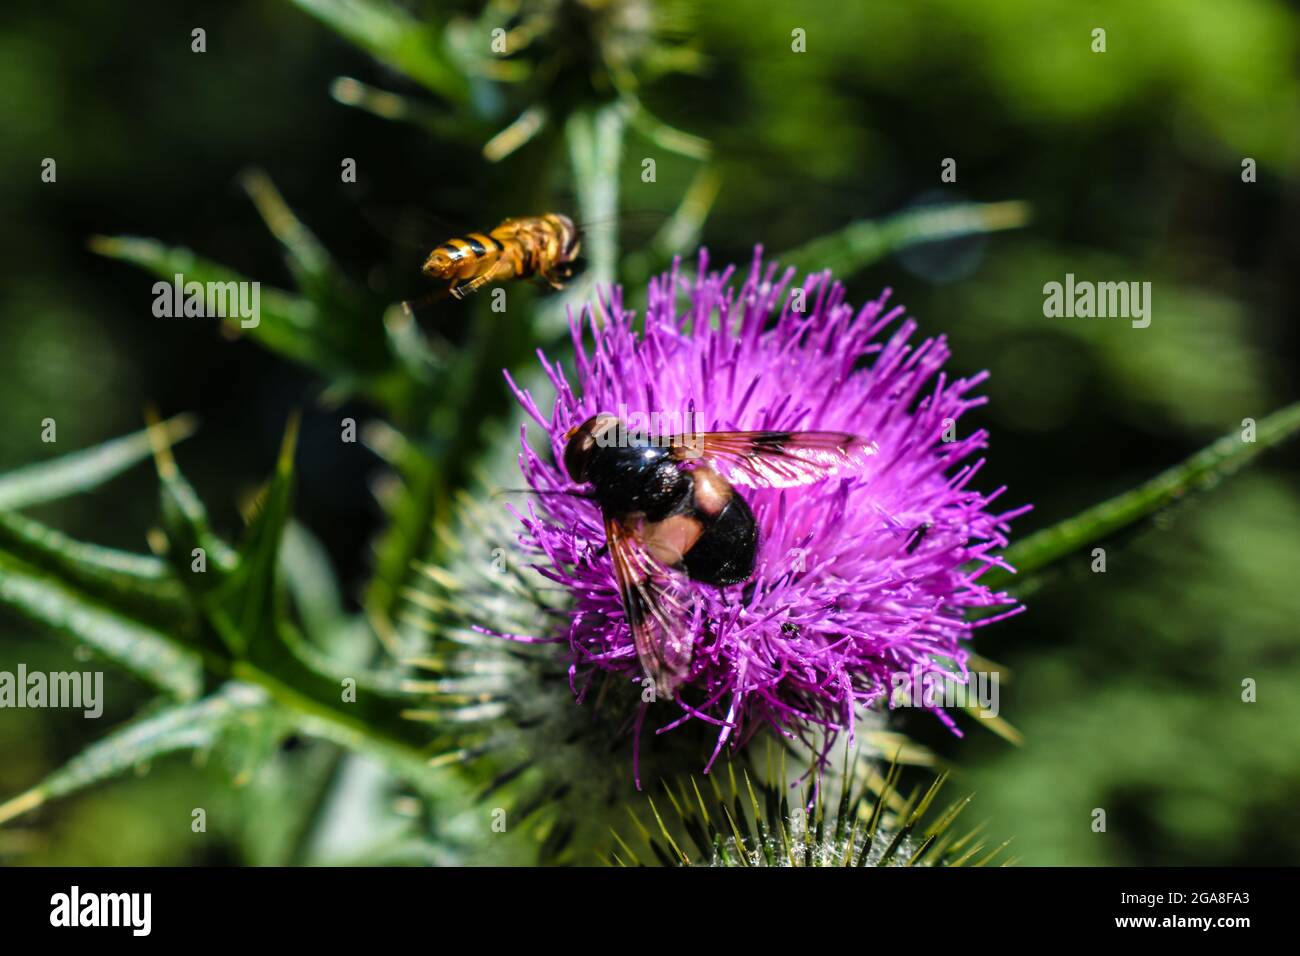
439 0 707 163
611 748 1014 867
402 474 738 862
503 249 1027 771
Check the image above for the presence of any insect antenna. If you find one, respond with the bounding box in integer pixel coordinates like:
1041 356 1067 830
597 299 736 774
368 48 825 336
490 487 594 501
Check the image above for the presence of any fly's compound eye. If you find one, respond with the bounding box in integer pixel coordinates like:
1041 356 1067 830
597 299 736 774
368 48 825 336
563 431 592 482
563 414 618 481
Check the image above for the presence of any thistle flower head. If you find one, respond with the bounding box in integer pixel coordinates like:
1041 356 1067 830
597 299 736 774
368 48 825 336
505 249 1025 771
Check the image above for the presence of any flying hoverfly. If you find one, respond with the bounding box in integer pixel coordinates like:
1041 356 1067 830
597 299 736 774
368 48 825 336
562 414 879 701
421 213 582 300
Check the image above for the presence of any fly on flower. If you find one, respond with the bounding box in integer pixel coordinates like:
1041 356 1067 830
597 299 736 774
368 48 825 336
505 248 1025 772
562 415 879 700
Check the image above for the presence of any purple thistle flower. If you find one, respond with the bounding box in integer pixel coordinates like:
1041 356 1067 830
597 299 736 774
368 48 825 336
504 248 1027 776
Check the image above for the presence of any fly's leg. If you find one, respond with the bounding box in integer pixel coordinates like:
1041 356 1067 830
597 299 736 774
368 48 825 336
454 262 508 297
537 269 566 291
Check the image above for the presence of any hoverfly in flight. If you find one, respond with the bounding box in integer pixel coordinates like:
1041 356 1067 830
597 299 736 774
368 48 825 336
562 414 879 701
421 213 581 300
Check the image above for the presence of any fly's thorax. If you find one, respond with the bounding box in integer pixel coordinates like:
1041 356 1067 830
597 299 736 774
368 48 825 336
543 213 580 262
565 414 695 517
589 445 691 521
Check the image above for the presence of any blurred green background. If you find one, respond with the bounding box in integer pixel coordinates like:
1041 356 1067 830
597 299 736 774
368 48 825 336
1 0 1297 865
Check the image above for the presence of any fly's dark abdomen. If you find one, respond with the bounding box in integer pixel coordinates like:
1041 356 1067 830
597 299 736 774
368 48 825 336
682 494 757 587
586 443 692 521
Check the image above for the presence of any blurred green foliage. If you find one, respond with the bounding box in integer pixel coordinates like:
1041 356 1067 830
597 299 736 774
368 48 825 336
0 0 1297 865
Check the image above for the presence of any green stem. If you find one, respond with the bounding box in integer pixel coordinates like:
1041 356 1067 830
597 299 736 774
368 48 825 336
987 401 1300 591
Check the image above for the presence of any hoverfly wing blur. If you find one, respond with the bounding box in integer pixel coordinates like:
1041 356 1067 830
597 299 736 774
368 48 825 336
668 430 879 488
603 512 692 701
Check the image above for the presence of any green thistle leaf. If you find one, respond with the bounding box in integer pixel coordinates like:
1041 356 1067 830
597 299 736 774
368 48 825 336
209 415 299 656
88 235 334 373
0 551 203 699
142 412 239 583
288 0 468 102
0 414 194 510
0 511 187 624
0 683 272 827
1 412 441 818
281 521 349 655
779 200 1031 279
238 169 341 303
